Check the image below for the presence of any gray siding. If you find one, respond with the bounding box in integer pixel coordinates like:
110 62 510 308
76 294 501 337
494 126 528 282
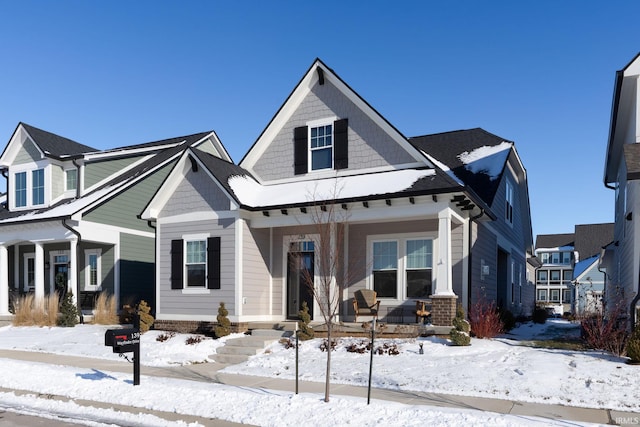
194 140 222 158
253 80 416 182
14 139 41 164
160 167 231 218
241 222 271 315
119 234 153 307
158 218 236 317
52 164 64 200
83 163 173 232
451 223 464 298
84 156 143 188
471 222 498 303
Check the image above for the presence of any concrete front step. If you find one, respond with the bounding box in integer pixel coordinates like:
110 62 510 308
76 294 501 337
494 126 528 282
211 329 290 365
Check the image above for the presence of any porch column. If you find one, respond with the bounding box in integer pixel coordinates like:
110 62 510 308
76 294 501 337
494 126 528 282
0 245 9 315
434 209 454 295
69 238 78 305
34 242 45 302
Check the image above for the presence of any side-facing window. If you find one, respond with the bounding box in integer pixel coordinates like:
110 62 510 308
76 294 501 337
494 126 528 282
84 249 102 290
505 180 514 225
294 118 348 174
66 169 77 191
171 236 220 290
15 172 26 207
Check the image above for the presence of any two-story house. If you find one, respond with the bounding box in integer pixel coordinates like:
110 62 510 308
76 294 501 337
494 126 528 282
0 123 230 317
141 59 535 332
603 52 640 327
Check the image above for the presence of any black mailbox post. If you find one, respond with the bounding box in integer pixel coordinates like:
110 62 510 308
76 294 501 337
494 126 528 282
104 314 141 385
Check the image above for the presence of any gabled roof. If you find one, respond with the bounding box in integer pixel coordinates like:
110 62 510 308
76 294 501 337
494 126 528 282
409 128 513 206
574 223 614 260
573 255 600 281
20 122 97 158
535 233 575 250
239 58 430 175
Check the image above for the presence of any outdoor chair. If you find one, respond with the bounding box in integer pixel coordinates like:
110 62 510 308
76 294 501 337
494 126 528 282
353 289 380 322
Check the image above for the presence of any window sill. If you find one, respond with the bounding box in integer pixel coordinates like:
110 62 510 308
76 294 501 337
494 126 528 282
181 288 211 295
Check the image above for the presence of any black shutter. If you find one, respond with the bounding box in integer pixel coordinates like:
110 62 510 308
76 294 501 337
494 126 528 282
207 237 221 290
294 126 308 175
170 239 183 290
334 118 348 169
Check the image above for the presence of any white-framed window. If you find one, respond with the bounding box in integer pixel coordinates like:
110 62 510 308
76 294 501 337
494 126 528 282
536 270 548 285
32 169 44 205
309 122 333 171
562 289 571 304
550 270 561 285
185 239 206 287
537 289 547 301
550 289 560 302
84 249 102 291
369 234 434 300
15 171 27 207
540 252 549 264
505 180 514 225
65 169 77 191
562 252 571 264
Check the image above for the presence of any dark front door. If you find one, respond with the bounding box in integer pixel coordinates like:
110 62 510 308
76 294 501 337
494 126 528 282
287 245 314 319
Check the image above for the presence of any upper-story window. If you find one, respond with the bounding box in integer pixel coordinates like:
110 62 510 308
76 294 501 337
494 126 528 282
505 180 514 225
15 172 27 207
13 167 45 209
310 124 333 171
65 169 77 191
294 118 348 175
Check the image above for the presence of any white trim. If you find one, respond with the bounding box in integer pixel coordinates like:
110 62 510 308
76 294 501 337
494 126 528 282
83 142 184 161
236 218 244 317
183 234 210 289
76 221 153 242
156 210 237 225
283 234 320 321
83 248 102 291
49 250 70 295
307 118 336 173
9 161 49 211
23 252 35 292
181 288 211 295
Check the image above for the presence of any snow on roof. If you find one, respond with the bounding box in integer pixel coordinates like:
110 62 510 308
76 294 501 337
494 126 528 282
419 150 464 186
228 169 435 208
458 141 511 180
535 245 575 253
573 255 599 280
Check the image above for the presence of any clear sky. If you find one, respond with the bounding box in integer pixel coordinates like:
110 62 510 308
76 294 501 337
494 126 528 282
0 1 637 238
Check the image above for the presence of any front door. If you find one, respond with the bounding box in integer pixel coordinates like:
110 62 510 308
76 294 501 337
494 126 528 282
287 241 314 319
53 254 69 297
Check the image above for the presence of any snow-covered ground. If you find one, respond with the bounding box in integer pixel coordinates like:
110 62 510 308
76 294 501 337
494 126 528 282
0 319 633 426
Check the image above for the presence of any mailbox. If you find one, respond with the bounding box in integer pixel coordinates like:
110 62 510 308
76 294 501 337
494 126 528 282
105 328 140 353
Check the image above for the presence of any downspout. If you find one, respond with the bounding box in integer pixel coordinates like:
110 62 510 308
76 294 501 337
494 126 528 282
72 158 81 199
62 218 83 324
467 208 485 311
1 168 8 208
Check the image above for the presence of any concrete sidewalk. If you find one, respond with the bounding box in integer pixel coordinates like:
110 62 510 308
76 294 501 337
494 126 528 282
0 349 637 426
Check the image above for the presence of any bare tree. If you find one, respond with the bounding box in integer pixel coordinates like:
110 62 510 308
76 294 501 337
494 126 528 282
292 179 353 402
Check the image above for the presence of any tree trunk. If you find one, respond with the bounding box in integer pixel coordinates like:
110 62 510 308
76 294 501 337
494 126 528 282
324 320 331 402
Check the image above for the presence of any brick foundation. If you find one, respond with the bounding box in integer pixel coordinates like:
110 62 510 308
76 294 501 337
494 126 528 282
153 319 249 335
429 295 458 326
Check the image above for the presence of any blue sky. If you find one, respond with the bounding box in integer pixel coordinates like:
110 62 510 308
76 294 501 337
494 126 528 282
0 1 637 238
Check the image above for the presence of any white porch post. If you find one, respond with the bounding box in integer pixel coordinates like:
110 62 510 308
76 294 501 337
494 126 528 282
69 239 78 305
34 242 45 303
434 209 454 295
0 245 9 315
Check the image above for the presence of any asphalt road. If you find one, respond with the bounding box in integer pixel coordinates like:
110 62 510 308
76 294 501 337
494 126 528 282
0 409 84 427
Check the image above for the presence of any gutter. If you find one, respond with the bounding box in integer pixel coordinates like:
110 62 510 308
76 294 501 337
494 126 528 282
62 218 83 324
72 158 81 199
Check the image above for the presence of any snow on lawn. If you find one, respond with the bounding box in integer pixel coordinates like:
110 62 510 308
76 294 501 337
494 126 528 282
0 319 634 426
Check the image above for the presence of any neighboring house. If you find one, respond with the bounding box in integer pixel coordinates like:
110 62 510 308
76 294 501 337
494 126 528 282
0 122 229 317
141 58 535 331
603 52 640 326
534 223 613 316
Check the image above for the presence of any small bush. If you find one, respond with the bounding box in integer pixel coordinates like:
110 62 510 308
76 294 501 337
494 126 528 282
214 302 231 338
185 335 204 345
297 301 314 340
469 296 503 339
137 300 154 333
499 308 516 332
450 328 471 346
156 332 176 342
533 308 548 324
93 293 118 325
581 302 629 357
450 303 471 346
627 326 640 363
57 292 78 327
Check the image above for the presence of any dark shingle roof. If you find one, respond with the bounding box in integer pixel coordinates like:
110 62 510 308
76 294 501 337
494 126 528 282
191 149 253 204
409 128 512 206
574 223 614 259
624 144 640 181
105 132 212 153
535 233 575 250
21 123 97 157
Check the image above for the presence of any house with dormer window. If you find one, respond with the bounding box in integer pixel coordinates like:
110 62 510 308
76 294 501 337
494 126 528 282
0 122 230 317
141 59 535 331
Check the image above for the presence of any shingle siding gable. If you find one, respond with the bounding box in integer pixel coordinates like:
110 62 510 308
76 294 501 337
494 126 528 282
252 80 416 182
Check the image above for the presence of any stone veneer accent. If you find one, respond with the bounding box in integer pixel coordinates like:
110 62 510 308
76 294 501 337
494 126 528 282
153 320 249 335
429 295 458 326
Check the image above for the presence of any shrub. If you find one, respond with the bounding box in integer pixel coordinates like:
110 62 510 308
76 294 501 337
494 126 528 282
156 332 176 342
13 294 60 327
297 301 314 340
533 308 548 324
450 303 471 346
214 302 231 338
93 293 118 325
185 335 204 345
57 292 78 327
627 326 640 363
469 296 503 339
580 302 629 357
499 308 516 332
137 300 155 333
